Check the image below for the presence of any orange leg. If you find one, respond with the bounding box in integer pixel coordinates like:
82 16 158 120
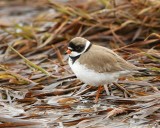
94 85 104 103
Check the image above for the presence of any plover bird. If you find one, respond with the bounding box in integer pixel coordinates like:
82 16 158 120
66 37 146 102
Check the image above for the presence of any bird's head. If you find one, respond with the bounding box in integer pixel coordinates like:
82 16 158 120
66 37 91 57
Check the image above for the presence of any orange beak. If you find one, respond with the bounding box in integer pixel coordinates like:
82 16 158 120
66 49 72 54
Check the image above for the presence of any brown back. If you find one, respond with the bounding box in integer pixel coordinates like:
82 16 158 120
79 45 139 73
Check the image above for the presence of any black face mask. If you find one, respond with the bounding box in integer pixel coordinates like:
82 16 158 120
68 42 85 53
69 43 92 64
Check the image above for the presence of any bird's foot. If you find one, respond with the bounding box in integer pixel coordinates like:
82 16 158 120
94 85 104 103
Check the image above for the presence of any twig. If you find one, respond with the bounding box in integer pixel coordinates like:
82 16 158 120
113 82 131 96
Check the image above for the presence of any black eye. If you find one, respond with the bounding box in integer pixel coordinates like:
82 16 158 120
76 46 81 50
68 42 84 52
75 45 84 52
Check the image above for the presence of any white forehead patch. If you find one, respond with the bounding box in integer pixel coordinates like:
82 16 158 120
69 41 91 57
68 47 72 50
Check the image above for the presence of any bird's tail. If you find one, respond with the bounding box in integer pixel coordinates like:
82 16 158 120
137 67 149 72
135 68 155 76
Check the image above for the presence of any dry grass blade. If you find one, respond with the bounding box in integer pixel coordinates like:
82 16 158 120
52 45 65 65
107 107 127 118
38 19 68 48
8 45 51 76
0 116 44 127
145 33 160 40
0 65 37 85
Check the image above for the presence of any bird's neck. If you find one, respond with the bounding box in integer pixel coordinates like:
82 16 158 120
69 55 81 64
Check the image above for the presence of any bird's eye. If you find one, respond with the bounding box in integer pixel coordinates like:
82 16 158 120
76 45 83 52
76 47 81 50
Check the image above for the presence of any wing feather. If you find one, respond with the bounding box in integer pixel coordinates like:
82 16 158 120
79 45 138 73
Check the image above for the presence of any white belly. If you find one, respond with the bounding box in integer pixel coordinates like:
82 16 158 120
68 58 128 86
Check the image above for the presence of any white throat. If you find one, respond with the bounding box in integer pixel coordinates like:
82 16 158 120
69 41 91 57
